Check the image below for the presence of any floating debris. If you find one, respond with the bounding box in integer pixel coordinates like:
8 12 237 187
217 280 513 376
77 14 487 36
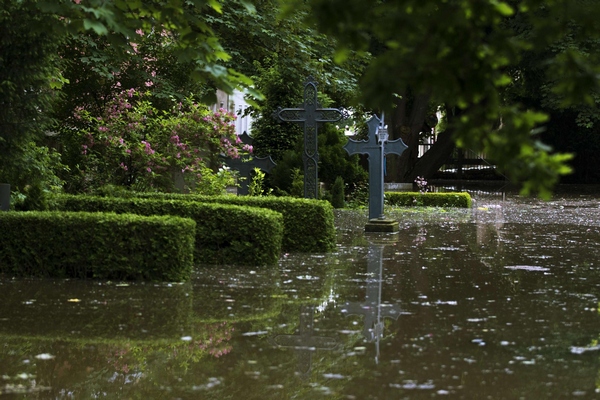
504 265 550 272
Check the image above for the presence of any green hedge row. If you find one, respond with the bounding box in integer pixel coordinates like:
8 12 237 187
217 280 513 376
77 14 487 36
52 195 284 266
122 193 336 253
385 192 472 208
0 211 195 281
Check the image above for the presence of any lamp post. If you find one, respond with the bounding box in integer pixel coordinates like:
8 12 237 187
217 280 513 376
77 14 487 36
375 115 389 219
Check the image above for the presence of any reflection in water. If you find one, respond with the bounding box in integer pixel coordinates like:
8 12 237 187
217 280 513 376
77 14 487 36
342 240 402 364
270 305 338 377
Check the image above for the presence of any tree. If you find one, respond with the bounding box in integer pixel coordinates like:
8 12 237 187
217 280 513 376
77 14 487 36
0 1 67 207
293 0 600 197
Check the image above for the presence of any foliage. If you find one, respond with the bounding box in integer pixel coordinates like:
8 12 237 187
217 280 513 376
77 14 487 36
292 0 600 197
33 0 259 98
59 89 247 193
330 176 345 209
0 1 66 204
414 176 428 194
124 192 337 253
0 211 195 281
51 194 284 266
385 192 472 208
54 28 212 122
264 123 367 197
248 167 272 196
345 181 370 209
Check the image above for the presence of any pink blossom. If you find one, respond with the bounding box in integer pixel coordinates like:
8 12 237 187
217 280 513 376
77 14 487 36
145 81 154 87
147 167 152 173
136 29 144 36
98 126 108 132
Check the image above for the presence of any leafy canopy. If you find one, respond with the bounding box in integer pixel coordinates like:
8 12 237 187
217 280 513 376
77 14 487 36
291 0 600 197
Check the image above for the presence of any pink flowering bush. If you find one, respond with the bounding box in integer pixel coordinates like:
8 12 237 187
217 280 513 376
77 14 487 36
66 89 248 193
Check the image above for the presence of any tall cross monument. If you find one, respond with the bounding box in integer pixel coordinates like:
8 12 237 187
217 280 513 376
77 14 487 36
274 77 347 199
344 114 407 231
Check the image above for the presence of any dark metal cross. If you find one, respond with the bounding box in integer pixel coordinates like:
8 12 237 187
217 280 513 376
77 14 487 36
224 132 276 195
344 115 407 220
341 243 403 363
274 77 347 199
270 305 338 377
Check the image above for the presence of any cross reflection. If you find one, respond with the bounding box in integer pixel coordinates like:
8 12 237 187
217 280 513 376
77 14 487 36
342 241 402 363
270 305 338 377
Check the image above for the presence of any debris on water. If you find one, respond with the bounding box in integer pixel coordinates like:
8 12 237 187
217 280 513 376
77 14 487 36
242 331 268 336
570 345 600 354
34 354 55 360
504 265 550 272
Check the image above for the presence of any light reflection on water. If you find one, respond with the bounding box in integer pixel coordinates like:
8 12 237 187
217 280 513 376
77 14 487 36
1 189 600 399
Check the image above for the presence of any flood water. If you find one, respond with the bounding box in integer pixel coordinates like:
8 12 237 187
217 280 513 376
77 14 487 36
1 186 600 399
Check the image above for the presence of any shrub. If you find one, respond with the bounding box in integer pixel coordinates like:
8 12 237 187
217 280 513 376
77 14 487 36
385 192 472 208
52 194 284 266
330 176 345 209
128 192 336 253
0 211 195 281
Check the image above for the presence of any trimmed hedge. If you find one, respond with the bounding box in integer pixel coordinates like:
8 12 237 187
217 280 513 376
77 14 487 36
385 192 472 208
126 193 336 253
0 211 195 280
52 195 284 266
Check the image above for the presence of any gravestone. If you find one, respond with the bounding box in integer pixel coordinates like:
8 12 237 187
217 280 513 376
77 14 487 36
344 115 407 230
270 305 338 377
274 77 347 199
341 240 402 363
224 132 276 195
0 183 9 211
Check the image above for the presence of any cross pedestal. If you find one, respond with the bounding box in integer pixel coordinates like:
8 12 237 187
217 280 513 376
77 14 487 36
270 305 338 377
274 77 347 199
344 115 407 230
224 132 276 195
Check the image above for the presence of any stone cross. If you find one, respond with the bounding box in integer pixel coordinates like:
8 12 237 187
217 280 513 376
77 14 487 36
274 77 347 199
341 243 402 363
270 305 338 377
224 132 276 195
344 115 407 220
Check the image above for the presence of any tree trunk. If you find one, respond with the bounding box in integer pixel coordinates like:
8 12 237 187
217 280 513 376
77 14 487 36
386 91 430 182
405 124 456 181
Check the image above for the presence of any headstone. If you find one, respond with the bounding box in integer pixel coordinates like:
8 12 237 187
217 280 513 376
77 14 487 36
344 115 407 225
224 132 276 195
0 183 10 211
270 305 338 377
274 77 347 199
341 240 402 363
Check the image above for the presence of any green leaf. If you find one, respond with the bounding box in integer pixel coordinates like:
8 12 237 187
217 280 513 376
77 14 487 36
492 1 514 16
83 19 108 35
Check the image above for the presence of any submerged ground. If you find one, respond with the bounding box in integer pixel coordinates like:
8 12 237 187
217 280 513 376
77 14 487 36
1 185 600 399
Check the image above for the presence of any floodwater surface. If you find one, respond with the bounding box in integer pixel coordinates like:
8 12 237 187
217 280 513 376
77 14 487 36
1 188 600 399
